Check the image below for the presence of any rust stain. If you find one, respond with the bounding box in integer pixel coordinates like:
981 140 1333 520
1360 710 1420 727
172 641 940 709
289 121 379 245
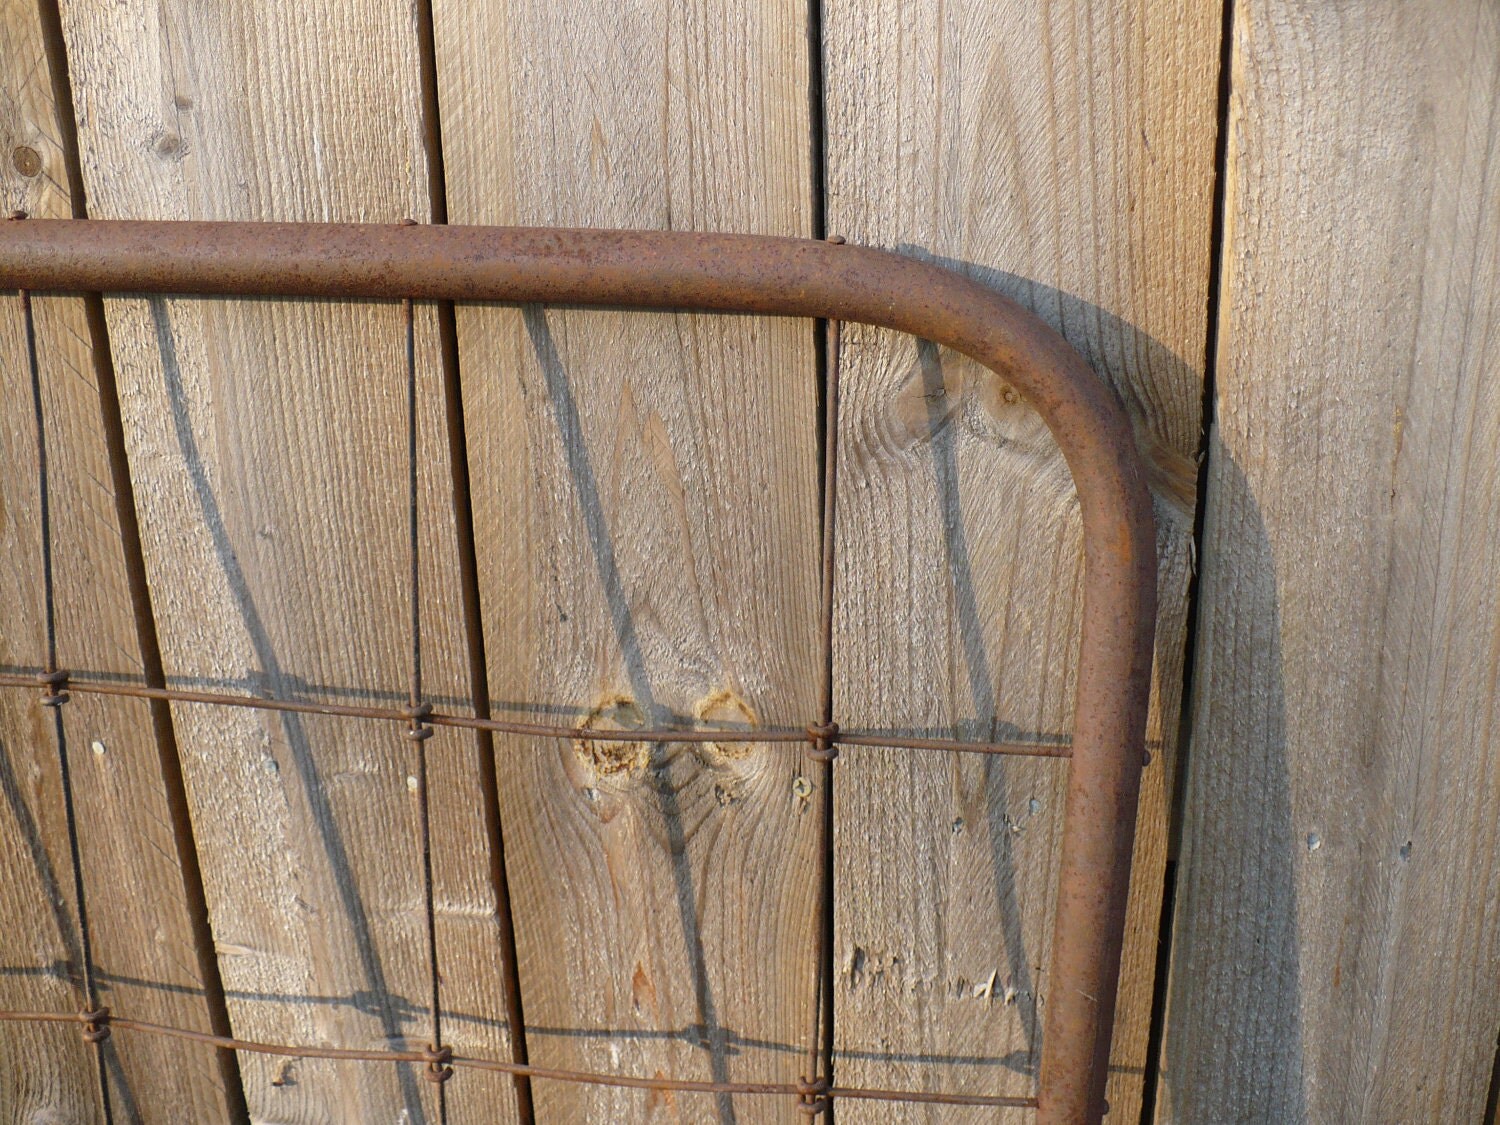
644 1071 678 1112
631 961 658 1020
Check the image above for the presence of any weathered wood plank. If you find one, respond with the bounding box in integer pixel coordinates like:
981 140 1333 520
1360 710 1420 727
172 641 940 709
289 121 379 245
56 2 519 1120
432 1 821 1120
2 13 105 1120
821 2 1219 1119
1161 3 1500 1121
2 2 233 1117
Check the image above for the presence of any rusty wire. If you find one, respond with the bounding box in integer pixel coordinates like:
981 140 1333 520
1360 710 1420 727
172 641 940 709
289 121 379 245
0 1010 1038 1108
1 219 1159 1122
800 294 845 1118
403 290 453 1113
0 673 1074 757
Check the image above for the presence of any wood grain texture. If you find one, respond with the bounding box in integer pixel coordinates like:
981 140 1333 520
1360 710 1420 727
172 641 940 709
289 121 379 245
432 1 821 1120
821 2 1219 1119
0 305 100 1121
1 11 101 1120
2 2 233 1118
1161 3 1500 1121
56 2 519 1120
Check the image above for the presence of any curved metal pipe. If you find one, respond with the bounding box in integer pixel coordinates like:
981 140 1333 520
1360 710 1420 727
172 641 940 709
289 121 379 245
0 218 1156 1124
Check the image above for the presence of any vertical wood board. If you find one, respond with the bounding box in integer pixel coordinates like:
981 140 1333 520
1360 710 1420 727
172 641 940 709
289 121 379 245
821 1 1219 1119
2 3 232 1118
433 1 822 1120
1162 3 1500 1121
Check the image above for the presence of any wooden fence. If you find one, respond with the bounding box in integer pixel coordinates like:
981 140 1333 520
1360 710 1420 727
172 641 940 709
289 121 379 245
0 1 1495 1121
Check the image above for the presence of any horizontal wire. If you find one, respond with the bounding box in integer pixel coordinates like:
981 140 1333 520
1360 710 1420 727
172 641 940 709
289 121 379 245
0 673 1071 759
0 1010 1037 1109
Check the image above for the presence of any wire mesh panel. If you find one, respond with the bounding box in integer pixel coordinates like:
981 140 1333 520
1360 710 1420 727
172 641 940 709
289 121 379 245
0 218 1155 1124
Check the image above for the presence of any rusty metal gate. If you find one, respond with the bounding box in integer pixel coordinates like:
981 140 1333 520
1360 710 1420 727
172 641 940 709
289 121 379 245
0 217 1156 1125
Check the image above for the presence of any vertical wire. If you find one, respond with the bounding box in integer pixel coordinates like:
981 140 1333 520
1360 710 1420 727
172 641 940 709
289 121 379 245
404 295 450 1118
803 297 845 1118
22 287 114 1121
408 5 537 1108
819 313 843 1110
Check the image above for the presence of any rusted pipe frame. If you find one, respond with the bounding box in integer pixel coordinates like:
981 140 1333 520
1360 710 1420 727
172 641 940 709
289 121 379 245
0 219 1156 1125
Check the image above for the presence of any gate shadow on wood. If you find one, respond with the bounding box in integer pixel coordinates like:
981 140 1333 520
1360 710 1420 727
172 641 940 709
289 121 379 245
149 297 429 1119
1158 447 1305 1122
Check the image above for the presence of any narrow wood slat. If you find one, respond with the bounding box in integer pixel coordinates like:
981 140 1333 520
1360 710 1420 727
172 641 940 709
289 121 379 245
1161 3 1500 1121
821 2 1220 1119
1 2 235 1117
55 2 520 1119
432 1 821 1120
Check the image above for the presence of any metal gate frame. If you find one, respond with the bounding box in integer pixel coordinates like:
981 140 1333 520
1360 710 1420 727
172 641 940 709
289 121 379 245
0 217 1156 1124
